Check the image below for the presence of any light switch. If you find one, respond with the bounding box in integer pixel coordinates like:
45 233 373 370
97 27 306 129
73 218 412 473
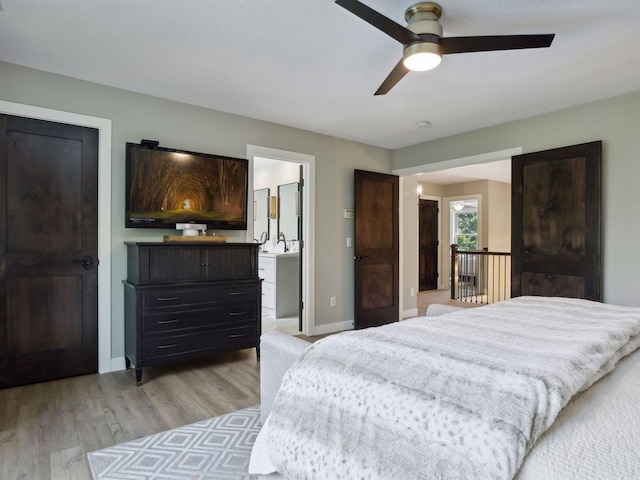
346 237 352 247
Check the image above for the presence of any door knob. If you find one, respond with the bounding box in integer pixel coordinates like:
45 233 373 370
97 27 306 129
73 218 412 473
354 254 369 262
74 256 94 270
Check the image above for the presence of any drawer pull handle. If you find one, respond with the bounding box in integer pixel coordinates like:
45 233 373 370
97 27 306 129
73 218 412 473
158 319 179 324
229 333 247 338
229 291 247 295
157 296 179 301
157 343 178 349
201 263 209 266
229 311 248 316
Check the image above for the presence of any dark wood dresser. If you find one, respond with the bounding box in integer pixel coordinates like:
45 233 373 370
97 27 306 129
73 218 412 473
123 242 261 384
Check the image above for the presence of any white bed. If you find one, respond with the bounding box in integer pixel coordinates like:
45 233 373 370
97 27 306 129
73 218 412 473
251 297 640 479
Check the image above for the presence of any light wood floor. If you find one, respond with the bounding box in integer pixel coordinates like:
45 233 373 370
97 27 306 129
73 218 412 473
0 350 261 480
416 288 482 317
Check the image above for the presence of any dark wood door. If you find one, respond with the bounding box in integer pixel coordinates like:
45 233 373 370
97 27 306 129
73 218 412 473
354 170 399 329
419 199 438 291
511 141 601 300
0 115 99 388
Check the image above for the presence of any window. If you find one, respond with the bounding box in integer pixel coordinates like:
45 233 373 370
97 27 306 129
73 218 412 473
451 199 478 251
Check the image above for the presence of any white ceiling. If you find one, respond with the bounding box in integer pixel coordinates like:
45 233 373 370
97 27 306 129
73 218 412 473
1 1 640 150
417 159 511 184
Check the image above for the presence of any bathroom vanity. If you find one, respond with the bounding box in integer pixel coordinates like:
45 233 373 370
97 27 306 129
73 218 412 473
258 252 300 318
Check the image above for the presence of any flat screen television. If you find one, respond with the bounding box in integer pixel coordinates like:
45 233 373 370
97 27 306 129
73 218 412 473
125 142 248 230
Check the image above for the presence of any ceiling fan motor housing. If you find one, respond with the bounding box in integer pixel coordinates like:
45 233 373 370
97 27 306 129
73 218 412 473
405 2 443 38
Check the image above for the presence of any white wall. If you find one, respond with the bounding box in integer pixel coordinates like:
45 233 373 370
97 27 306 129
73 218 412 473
0 61 392 364
393 89 640 307
254 162 300 190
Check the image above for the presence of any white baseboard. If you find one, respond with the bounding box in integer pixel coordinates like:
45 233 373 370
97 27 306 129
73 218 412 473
311 319 354 336
110 356 127 372
402 308 419 319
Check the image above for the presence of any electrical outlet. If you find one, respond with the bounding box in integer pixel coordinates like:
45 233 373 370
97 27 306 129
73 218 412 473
346 237 352 248
330 296 336 307
410 288 415 297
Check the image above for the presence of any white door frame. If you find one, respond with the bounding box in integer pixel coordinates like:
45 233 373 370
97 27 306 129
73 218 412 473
246 145 315 336
0 100 113 373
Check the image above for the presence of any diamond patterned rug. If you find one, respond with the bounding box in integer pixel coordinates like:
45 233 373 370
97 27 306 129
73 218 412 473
87 406 261 479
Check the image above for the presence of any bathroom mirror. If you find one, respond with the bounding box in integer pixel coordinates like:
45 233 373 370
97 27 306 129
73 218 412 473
278 182 299 241
253 188 270 243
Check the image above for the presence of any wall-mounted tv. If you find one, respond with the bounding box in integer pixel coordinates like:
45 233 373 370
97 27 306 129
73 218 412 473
125 142 248 230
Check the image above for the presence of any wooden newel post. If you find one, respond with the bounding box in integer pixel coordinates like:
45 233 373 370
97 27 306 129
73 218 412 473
450 244 458 300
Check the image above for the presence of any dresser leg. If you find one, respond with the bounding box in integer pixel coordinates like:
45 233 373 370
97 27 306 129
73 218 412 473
256 345 260 361
135 368 143 385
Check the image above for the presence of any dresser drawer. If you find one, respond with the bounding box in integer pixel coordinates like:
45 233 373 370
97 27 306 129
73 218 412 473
144 305 257 334
144 324 257 360
143 284 258 309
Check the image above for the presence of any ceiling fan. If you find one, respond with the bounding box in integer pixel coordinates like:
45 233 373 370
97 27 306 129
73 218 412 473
335 0 555 95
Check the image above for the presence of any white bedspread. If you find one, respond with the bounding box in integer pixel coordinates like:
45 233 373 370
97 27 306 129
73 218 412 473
516 346 640 480
256 297 640 480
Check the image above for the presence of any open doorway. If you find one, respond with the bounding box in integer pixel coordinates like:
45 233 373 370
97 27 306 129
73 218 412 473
247 145 315 337
397 148 518 317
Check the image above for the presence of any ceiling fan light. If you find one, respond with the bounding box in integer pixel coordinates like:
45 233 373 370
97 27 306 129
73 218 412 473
403 42 442 71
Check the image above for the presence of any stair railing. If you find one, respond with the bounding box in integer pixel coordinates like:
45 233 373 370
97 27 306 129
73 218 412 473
450 244 511 304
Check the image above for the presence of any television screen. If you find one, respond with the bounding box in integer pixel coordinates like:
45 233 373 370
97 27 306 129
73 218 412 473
125 142 248 230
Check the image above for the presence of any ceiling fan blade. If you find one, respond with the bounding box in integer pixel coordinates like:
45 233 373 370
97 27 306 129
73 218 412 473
335 0 421 45
374 60 410 96
440 34 555 55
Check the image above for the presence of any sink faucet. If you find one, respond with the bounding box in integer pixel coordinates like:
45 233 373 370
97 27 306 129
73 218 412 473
277 232 288 252
254 232 269 250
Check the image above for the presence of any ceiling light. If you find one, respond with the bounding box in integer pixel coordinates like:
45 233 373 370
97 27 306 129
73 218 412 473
403 42 442 71
453 202 464 211
417 120 431 128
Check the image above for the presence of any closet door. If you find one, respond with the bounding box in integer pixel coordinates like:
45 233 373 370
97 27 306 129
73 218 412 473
511 141 601 300
0 115 99 388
